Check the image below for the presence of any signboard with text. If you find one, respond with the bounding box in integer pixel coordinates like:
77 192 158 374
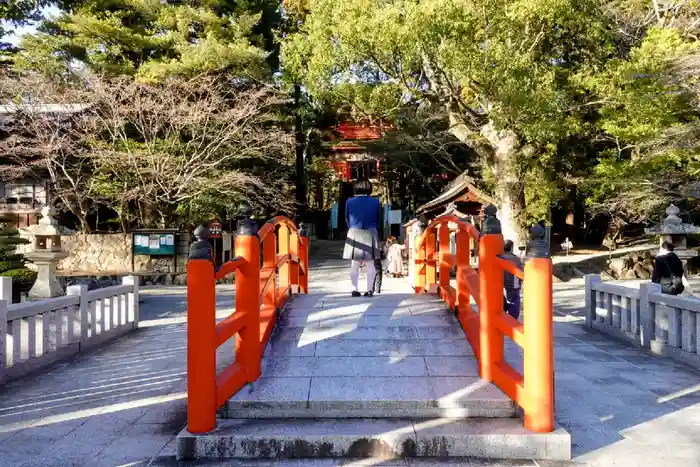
133 232 176 256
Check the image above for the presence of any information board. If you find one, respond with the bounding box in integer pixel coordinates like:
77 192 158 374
133 233 176 256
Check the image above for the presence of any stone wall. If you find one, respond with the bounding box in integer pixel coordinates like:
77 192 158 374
17 231 191 276
59 233 134 273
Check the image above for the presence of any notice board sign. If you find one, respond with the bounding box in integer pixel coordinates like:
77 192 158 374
133 232 176 256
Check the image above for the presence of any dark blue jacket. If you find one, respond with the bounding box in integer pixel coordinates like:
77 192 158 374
345 196 381 230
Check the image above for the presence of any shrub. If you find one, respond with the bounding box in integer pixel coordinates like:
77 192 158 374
1 268 37 303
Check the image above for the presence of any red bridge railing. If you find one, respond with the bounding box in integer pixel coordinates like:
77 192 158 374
186 206 309 433
413 205 554 432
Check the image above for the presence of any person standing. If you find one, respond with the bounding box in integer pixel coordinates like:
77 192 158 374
502 240 523 319
387 236 405 277
652 242 693 295
344 179 381 297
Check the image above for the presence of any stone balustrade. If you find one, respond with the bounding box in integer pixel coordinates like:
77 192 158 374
585 274 700 368
0 276 139 383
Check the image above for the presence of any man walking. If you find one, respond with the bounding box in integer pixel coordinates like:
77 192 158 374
502 240 523 319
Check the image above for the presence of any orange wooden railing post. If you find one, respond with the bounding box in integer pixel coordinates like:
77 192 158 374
478 205 504 381
456 228 470 313
186 225 217 433
415 232 426 293
235 207 261 382
426 227 437 291
290 228 301 295
438 224 451 303
262 221 277 311
278 224 291 296
299 223 309 294
523 224 554 432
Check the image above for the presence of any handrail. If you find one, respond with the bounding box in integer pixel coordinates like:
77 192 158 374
416 215 479 248
495 256 524 280
214 256 245 280
186 213 309 434
411 206 553 433
258 217 299 244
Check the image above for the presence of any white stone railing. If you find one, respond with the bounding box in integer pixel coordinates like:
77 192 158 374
0 276 139 383
585 274 700 367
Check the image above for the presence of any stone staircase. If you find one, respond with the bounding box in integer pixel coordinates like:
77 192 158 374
176 284 570 462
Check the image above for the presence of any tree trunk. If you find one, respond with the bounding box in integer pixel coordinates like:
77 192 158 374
421 52 527 245
479 121 526 248
294 84 307 219
78 214 91 234
445 110 526 248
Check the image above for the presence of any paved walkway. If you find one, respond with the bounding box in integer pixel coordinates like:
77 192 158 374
0 254 699 466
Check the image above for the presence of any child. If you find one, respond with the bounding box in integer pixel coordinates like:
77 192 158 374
387 236 405 277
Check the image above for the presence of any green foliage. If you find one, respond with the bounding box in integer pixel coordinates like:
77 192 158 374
283 0 700 229
14 0 280 82
578 26 700 223
281 0 618 228
0 215 29 274
1 268 37 284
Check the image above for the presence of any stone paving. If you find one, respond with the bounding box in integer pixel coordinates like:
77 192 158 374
0 252 698 466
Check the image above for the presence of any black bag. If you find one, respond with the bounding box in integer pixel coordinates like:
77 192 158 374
664 276 684 295
661 259 684 295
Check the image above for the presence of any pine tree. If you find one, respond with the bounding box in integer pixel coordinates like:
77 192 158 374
0 214 29 274
13 0 282 82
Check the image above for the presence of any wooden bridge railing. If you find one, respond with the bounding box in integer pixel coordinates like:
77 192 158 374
186 206 309 433
414 205 554 433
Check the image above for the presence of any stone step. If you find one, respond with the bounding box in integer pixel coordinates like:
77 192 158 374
175 417 571 461
222 375 516 420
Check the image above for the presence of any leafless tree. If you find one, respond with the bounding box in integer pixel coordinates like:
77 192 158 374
1 73 296 231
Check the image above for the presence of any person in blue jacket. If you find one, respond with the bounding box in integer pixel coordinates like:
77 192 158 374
344 179 381 296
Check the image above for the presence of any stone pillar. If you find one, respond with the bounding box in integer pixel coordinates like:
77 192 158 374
584 274 601 328
640 281 662 348
0 277 11 303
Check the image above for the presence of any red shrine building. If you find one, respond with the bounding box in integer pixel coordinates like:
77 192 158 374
323 122 388 236
327 123 385 183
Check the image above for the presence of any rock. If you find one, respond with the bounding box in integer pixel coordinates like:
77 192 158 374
609 258 626 278
607 250 656 279
623 269 638 279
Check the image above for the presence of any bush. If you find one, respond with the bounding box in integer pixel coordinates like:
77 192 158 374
1 268 37 303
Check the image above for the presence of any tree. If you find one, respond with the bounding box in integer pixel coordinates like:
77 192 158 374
579 3 700 229
0 214 34 302
13 0 280 82
0 73 296 230
282 0 616 246
0 214 29 273
1 1 48 65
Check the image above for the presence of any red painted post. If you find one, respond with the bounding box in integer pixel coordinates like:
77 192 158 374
477 205 504 382
456 228 470 312
523 225 554 432
426 227 437 290
235 207 261 382
186 226 217 433
290 229 300 294
299 223 309 294
278 225 291 296
262 223 276 310
438 224 451 299
415 233 426 293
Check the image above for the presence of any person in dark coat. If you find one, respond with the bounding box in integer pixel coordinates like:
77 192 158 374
652 242 688 295
343 179 381 297
501 240 523 319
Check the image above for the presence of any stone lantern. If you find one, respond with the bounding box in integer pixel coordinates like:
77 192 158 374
23 205 73 299
645 204 700 272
